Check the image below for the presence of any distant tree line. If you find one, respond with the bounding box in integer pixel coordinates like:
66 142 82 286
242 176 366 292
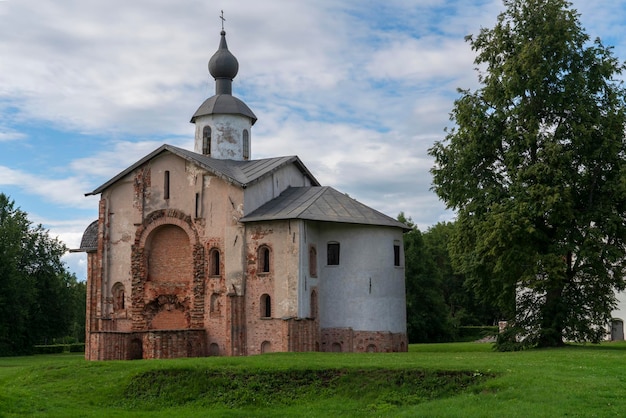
400 213 502 343
0 193 85 356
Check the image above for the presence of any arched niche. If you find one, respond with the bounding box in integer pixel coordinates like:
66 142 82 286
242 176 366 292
130 209 205 331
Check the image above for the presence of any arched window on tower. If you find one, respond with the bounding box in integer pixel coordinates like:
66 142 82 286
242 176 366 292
243 129 250 160
203 126 211 155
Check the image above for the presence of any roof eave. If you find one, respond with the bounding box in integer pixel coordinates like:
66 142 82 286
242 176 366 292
86 144 172 196
240 215 409 231
86 144 250 196
69 247 97 253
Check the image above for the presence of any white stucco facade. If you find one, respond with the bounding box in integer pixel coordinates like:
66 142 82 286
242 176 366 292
193 113 253 160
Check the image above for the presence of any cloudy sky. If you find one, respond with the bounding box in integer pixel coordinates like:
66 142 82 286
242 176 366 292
1 0 625 280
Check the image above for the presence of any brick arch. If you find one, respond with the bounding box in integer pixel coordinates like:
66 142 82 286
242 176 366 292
145 294 190 330
131 209 205 331
136 209 200 249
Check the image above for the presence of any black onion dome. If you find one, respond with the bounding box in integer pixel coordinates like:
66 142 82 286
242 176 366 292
209 30 239 80
191 29 256 122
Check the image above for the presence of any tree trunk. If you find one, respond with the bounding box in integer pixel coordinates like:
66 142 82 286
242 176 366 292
537 279 567 347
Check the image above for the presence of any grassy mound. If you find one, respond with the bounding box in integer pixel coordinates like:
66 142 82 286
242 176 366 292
6 343 625 416
121 368 492 410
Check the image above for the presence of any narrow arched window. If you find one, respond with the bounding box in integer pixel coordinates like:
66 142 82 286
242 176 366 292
243 129 250 160
394 240 401 267
309 245 317 277
203 126 211 155
258 245 271 274
164 171 170 200
209 248 220 276
261 294 271 318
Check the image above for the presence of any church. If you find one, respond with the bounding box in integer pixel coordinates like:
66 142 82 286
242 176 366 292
76 28 409 360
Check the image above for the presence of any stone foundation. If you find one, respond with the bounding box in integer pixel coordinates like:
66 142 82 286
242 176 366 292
85 329 206 360
321 328 407 353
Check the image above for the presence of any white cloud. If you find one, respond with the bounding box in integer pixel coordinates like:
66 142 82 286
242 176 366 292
1 0 625 281
0 129 26 142
69 138 190 180
0 165 98 209
366 36 475 83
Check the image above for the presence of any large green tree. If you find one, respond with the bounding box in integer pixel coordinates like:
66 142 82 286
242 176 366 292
429 0 626 347
0 193 84 354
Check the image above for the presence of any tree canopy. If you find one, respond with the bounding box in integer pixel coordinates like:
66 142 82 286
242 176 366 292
429 0 626 348
0 193 85 355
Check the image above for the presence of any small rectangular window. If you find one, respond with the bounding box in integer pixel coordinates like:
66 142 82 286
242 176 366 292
195 193 200 218
327 242 340 265
164 171 170 200
394 242 401 267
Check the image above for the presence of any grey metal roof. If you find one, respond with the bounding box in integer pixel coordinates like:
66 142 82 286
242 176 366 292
86 144 319 196
190 94 257 125
240 186 410 230
70 220 98 253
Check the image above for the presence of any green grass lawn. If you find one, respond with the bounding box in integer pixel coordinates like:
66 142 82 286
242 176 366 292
1 342 625 417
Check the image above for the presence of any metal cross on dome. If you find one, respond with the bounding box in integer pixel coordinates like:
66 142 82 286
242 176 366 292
220 10 225 31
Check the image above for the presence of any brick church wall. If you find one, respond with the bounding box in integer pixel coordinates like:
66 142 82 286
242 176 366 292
87 330 206 360
229 295 246 356
84 157 407 360
286 318 319 352
84 199 106 360
321 328 407 353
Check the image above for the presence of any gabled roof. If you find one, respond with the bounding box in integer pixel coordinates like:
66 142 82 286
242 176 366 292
240 186 410 231
86 144 320 196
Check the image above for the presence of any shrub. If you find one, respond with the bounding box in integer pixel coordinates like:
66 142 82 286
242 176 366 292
457 326 498 342
34 344 66 354
69 343 85 353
